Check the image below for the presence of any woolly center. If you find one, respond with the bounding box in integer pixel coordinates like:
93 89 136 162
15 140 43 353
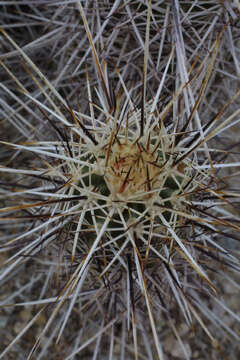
104 141 161 200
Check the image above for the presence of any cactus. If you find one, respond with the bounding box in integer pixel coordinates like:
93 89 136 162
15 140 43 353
0 1 240 359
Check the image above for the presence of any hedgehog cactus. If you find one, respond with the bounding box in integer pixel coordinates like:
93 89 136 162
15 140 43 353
0 1 240 359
